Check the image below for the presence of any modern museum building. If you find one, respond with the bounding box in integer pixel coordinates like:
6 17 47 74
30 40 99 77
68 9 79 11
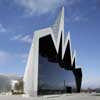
23 7 82 97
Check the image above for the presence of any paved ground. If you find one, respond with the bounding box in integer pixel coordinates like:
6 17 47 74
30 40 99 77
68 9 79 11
0 93 100 100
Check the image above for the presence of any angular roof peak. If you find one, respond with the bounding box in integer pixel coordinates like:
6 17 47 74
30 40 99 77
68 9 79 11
51 6 64 42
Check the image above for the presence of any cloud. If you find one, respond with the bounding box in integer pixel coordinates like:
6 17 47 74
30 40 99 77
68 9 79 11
82 76 100 89
0 51 12 64
74 16 81 21
0 24 6 33
66 13 88 23
11 34 32 43
73 15 88 22
14 0 80 16
14 0 61 15
17 53 28 63
0 50 28 66
65 0 80 6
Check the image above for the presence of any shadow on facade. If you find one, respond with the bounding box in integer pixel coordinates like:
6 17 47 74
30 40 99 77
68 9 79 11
38 34 82 95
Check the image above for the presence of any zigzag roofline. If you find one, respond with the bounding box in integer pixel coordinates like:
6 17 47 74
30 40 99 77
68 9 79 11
34 7 76 66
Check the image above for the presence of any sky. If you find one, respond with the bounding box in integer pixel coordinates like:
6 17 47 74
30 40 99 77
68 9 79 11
0 0 100 89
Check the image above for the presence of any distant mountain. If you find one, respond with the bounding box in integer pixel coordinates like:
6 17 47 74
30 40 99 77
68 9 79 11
0 74 22 93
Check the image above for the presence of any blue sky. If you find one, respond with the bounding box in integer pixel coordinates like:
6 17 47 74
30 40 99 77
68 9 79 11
0 0 100 89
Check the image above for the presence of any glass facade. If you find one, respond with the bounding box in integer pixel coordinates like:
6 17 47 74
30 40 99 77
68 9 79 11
38 35 77 95
38 56 76 95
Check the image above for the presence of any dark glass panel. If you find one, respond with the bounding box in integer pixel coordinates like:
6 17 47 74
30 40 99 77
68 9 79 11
38 35 77 95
